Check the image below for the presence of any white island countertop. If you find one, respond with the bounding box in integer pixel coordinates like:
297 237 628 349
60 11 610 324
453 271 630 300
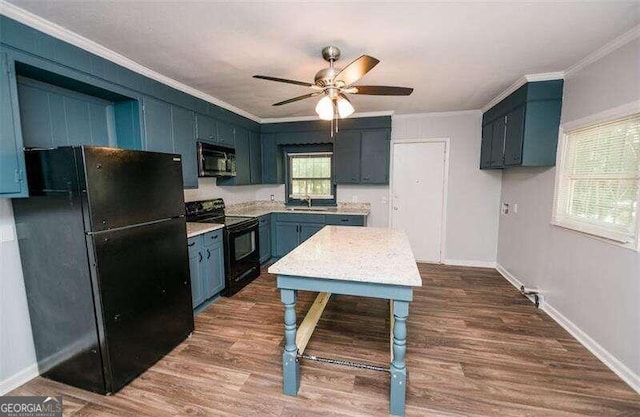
268 226 422 287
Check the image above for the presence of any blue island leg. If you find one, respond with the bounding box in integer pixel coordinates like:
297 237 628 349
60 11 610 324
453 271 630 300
390 300 409 416
281 288 300 395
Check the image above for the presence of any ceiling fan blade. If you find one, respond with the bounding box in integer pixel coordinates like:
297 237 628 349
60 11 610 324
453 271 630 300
334 55 380 86
350 85 414 96
253 75 314 87
273 92 322 106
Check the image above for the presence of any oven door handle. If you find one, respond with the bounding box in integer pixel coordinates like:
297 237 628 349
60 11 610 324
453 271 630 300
228 222 258 235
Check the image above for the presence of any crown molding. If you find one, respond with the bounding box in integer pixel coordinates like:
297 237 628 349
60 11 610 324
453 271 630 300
394 109 482 119
565 24 640 77
261 110 394 124
0 0 262 123
482 72 564 112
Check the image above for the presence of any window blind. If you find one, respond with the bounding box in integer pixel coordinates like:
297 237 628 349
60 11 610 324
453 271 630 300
554 114 640 244
289 152 333 198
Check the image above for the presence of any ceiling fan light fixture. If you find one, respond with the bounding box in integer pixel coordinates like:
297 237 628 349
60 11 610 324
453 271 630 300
315 96 334 121
337 95 354 119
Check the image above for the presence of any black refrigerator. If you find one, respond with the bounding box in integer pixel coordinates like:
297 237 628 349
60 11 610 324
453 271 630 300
12 146 195 394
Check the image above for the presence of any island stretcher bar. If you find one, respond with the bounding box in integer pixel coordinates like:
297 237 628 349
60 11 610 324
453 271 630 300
268 226 422 417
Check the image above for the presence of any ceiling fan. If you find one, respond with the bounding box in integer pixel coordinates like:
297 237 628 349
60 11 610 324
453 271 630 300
253 46 413 134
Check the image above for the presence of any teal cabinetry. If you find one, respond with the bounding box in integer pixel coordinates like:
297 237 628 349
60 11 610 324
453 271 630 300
0 15 259 196
274 212 366 257
217 120 235 147
171 106 197 188
261 133 283 184
480 80 563 169
187 229 225 311
334 131 361 183
333 129 390 185
143 97 197 188
258 214 272 264
0 53 26 197
143 96 173 153
360 130 390 184
195 113 217 143
249 131 262 184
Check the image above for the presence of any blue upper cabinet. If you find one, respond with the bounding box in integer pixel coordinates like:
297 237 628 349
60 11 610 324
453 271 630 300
217 120 235 147
142 96 173 153
360 130 390 184
195 113 217 143
0 53 27 198
0 15 260 196
218 126 250 186
261 133 283 184
334 131 361 184
249 130 262 184
480 80 563 169
171 105 197 188
334 129 390 185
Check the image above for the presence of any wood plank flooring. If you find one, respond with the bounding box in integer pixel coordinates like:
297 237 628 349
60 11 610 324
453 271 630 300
9 263 640 416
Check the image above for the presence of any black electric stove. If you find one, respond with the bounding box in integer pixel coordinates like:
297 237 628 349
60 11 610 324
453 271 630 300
185 199 260 296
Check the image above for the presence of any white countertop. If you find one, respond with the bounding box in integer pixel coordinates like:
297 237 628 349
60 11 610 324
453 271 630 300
186 222 224 238
225 201 370 218
268 226 422 287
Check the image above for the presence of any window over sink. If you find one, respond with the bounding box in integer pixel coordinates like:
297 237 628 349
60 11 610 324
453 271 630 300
285 147 336 206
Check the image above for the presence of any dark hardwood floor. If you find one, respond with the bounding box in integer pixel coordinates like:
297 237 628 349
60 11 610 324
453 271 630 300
10 264 640 416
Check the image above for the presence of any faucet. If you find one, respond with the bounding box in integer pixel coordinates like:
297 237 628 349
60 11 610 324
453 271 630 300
302 195 312 208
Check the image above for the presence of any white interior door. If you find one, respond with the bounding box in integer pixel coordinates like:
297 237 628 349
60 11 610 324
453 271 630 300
391 141 446 263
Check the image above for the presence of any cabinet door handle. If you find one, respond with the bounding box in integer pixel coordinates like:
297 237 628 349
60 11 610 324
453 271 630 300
362 176 370 181
206 248 211 259
211 234 218 240
188 242 195 247
340 218 349 222
198 252 203 262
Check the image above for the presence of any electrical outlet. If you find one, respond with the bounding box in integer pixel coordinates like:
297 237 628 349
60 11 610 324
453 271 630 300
501 202 510 215
381 196 388 204
1 225 16 242
270 194 275 202
352 196 358 203
513 203 518 213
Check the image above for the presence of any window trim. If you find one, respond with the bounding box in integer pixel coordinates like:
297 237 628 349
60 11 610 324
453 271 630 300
551 102 640 251
284 145 337 207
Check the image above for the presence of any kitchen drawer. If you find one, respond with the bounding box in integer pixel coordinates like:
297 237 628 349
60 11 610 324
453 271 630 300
203 229 223 247
324 215 365 226
187 236 199 248
275 213 325 224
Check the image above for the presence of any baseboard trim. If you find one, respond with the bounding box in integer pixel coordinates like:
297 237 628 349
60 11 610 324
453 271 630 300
0 363 39 395
443 259 496 268
495 263 640 395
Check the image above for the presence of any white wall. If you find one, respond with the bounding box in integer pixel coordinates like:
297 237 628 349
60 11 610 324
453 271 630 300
0 199 37 394
392 112 503 265
497 37 640 390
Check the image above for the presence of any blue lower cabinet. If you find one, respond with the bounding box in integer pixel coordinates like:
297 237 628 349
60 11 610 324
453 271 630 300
203 231 225 297
299 223 324 243
274 213 367 257
324 215 366 226
258 214 272 264
275 222 299 257
187 237 205 307
0 53 27 197
187 230 225 311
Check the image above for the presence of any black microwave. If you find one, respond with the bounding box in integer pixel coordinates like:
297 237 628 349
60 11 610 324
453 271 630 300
197 142 236 177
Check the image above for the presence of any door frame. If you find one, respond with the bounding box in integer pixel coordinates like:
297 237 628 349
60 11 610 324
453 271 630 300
389 138 450 263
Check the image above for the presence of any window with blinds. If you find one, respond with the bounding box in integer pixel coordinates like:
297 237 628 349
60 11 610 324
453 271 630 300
288 152 334 199
553 113 640 247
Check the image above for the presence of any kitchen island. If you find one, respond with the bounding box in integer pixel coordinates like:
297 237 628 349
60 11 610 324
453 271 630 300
268 226 422 416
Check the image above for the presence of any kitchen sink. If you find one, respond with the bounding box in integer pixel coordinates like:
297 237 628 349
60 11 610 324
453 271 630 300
285 207 338 212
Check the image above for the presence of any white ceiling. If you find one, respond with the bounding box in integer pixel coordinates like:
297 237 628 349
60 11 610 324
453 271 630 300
7 1 640 119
